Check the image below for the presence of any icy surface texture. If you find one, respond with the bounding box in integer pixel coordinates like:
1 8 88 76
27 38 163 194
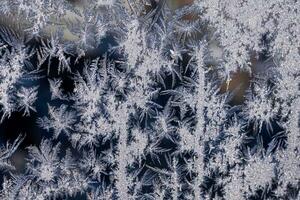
0 0 299 199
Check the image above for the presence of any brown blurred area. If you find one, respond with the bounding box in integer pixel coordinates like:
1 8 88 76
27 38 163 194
171 0 251 105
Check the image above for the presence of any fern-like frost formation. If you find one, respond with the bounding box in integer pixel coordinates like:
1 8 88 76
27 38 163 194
0 0 299 199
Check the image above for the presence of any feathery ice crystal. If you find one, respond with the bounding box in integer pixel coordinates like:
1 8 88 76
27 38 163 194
0 0 299 199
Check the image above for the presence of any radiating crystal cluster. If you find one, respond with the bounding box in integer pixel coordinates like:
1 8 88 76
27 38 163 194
0 0 299 199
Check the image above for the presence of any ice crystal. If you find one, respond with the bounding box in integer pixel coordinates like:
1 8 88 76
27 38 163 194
0 0 299 199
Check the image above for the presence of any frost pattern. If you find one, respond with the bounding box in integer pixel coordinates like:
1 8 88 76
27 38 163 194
0 0 299 199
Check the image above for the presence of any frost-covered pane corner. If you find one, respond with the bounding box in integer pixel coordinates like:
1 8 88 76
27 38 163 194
0 0 299 199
